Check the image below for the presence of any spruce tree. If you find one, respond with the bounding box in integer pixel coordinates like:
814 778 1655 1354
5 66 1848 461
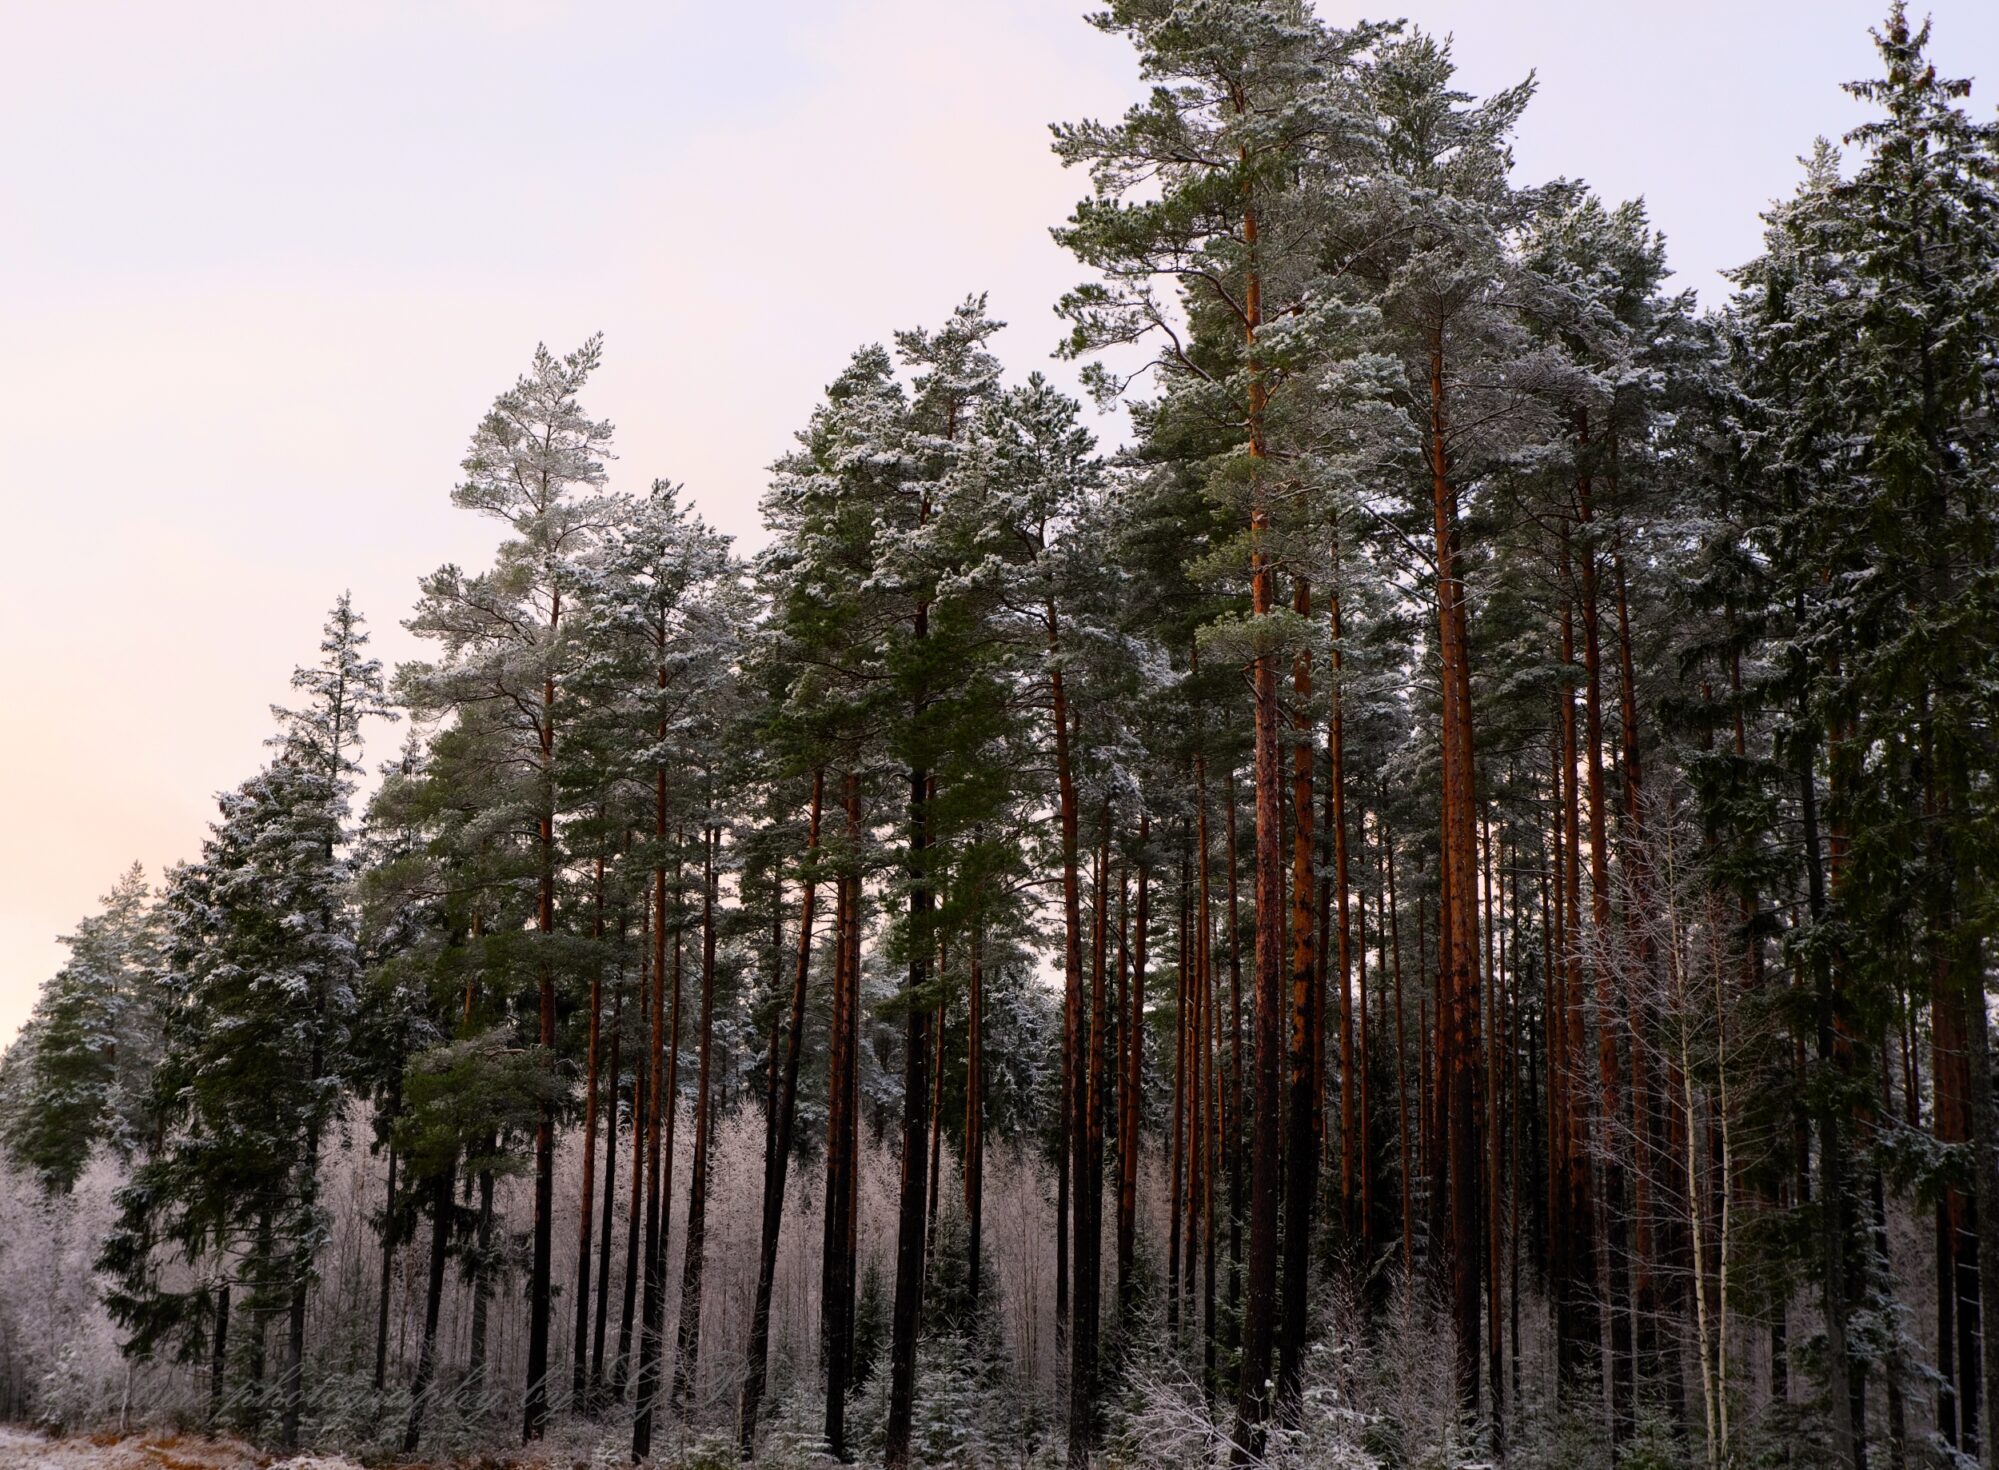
3 865 164 1193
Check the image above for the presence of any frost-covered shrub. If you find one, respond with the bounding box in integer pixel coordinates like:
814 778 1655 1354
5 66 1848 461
0 1152 136 1427
1362 1280 1482 1470
299 1367 408 1458
35 1342 99 1432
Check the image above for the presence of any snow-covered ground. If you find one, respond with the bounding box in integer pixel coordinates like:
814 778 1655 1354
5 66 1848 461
0 1427 365 1470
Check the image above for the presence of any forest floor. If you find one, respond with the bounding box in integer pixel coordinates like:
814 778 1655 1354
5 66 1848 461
0 1419 798 1470
0 1427 374 1470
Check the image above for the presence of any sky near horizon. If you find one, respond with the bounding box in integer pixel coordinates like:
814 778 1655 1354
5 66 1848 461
2 0 1995 1047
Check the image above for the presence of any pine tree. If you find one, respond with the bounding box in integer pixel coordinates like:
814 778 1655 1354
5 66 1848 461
404 336 612 1441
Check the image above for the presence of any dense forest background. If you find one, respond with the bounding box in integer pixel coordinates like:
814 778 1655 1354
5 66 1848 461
4 3 1998 1467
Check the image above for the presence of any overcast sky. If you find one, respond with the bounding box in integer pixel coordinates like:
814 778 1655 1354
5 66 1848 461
3 0 1995 1047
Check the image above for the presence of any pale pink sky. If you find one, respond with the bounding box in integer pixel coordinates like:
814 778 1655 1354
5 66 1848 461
3 0 1994 1045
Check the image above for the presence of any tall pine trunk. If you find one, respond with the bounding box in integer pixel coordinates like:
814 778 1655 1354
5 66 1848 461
740 772 823 1454
210 1281 230 1428
1233 190 1287 1462
1389 837 1413 1273
967 911 987 1312
373 1138 397 1393
1053 610 1083 1352
822 774 863 1462
526 628 560 1441
1333 572 1356 1242
670 826 720 1423
1118 824 1151 1314
632 832 683 1461
1577 455 1633 1439
1555 569 1600 1395
572 863 606 1410
1070 834 1110 1465
1798 717 1859 1467
1278 575 1318 1420
613 930 648 1402
886 769 934 1470
1224 773 1246 1341
1429 332 1482 1411
592 975 623 1403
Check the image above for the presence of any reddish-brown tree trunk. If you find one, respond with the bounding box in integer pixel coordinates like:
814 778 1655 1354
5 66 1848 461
821 774 862 1462
571 857 606 1408
1357 825 1372 1252
1168 837 1189 1341
1389 835 1413 1274
1071 834 1111 1464
1190 749 1212 1334
1482 813 1504 1443
526 625 560 1441
1428 334 1482 1410
1203 896 1221 1397
1277 566 1320 1412
1555 569 1600 1396
1052 612 1083 1347
1222 772 1247 1335
1233 191 1288 1459
1329 572 1355 1254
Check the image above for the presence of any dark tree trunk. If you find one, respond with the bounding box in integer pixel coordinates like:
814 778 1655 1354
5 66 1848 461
967 914 987 1313
1430 334 1482 1413
1333 576 1356 1245
572 869 606 1410
1052 615 1083 1351
1577 460 1633 1440
1799 723 1859 1468
1234 195 1285 1461
886 757 935 1470
1168 837 1189 1343
1183 752 1199 1376
1223 773 1246 1344
467 1163 495 1402
373 1139 397 1393
1070 834 1111 1465
591 974 623 1405
403 1165 453 1453
822 775 863 1462
740 772 823 1455
927 980 947 1257
525 647 560 1441
632 833 683 1461
1556 581 1600 1396
670 826 720 1424
1389 836 1413 1275
210 1281 231 1428
1118 825 1151 1314
1610 529 1664 1402
613 913 650 1403
1278 572 1318 1421
281 1250 306 1450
